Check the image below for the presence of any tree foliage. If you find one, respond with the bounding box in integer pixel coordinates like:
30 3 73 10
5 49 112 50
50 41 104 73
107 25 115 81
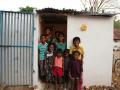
80 0 117 12
114 20 120 29
19 6 34 13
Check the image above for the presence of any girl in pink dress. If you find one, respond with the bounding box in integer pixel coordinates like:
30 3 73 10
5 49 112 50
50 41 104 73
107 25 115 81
52 49 64 90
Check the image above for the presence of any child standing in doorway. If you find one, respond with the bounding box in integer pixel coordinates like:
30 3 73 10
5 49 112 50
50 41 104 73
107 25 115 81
45 27 53 44
45 43 55 88
52 49 64 90
38 35 48 80
52 31 61 43
68 51 83 90
55 32 66 52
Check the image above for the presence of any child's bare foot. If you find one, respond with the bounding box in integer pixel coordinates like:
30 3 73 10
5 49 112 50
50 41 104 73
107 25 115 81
47 85 49 88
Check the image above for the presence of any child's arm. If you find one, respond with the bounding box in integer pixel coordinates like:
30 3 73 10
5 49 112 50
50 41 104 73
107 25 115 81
68 61 74 80
69 46 73 55
50 56 54 69
52 56 55 68
62 58 64 74
44 53 47 70
81 47 84 62
69 71 74 80
81 54 84 64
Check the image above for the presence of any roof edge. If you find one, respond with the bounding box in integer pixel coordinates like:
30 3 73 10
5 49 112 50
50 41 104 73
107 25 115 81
37 8 116 17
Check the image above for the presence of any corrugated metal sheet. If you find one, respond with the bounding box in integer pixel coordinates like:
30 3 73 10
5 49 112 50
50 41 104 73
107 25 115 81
0 11 34 86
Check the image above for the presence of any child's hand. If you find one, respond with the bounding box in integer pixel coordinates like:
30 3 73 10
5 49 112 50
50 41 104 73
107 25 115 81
50 65 52 69
44 65 47 70
70 76 74 80
69 73 74 80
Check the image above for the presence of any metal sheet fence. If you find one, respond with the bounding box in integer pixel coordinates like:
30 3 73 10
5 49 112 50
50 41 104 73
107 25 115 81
0 11 34 86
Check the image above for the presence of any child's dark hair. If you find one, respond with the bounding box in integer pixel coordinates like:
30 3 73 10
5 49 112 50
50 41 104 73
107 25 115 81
72 51 81 56
73 37 81 43
58 32 64 37
45 27 52 31
40 34 46 38
55 31 61 35
56 49 63 54
64 49 69 54
48 43 56 49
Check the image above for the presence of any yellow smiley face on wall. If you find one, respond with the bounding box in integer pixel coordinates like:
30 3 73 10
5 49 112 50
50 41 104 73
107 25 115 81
80 24 87 31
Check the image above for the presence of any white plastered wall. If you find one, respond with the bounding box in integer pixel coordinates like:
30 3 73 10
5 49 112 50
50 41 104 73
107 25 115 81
33 14 45 90
33 13 39 86
67 15 113 86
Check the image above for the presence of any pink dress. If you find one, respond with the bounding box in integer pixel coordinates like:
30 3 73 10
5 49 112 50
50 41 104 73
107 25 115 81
53 56 63 77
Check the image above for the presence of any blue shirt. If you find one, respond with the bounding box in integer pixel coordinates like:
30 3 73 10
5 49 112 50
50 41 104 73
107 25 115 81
38 42 48 61
56 42 66 52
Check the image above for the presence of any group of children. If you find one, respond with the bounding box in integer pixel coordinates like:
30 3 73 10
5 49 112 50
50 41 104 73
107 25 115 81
38 27 84 90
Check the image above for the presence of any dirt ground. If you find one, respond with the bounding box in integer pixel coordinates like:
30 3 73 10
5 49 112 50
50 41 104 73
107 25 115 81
0 85 34 90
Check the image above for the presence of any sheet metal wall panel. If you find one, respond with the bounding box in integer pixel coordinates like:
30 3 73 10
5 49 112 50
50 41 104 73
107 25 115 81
0 11 34 86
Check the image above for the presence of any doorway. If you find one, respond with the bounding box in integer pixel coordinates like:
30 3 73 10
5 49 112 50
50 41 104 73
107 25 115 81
39 14 67 42
37 14 67 89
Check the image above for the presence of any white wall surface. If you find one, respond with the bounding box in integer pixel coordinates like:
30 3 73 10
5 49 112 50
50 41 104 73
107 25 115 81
33 13 39 86
67 15 113 86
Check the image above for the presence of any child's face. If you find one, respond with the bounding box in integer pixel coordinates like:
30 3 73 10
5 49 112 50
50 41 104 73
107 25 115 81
73 40 80 47
46 28 51 35
41 36 46 43
55 32 60 38
73 52 80 60
58 34 64 42
57 53 62 57
64 52 69 57
48 45 54 52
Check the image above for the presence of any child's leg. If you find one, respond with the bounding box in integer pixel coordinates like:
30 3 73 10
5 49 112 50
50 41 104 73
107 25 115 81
55 76 58 90
39 61 43 78
58 77 62 90
53 67 57 90
76 78 80 90
47 72 52 88
40 60 46 81
38 61 41 79
39 60 44 76
79 73 83 90
66 71 69 89
71 78 75 90
68 78 75 90
43 60 46 76
46 74 49 88
63 72 66 89
58 68 63 90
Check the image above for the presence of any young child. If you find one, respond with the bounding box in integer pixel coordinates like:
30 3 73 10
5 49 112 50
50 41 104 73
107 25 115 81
45 43 55 88
38 35 48 79
63 49 70 90
52 31 61 43
70 37 84 61
55 32 66 52
70 37 84 90
68 51 83 90
45 27 53 44
52 49 64 90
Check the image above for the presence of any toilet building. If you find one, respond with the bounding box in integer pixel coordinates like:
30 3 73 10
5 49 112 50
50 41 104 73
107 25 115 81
0 8 114 87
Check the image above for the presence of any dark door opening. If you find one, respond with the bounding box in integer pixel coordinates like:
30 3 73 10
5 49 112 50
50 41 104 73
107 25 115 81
39 14 67 42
